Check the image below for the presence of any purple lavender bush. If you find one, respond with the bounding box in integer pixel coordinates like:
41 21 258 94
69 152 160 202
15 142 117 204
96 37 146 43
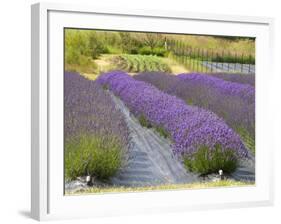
97 71 248 174
135 72 255 153
64 72 129 181
208 73 255 86
177 73 255 103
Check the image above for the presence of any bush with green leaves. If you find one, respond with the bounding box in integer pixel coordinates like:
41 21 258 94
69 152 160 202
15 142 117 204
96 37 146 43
139 114 152 128
155 126 170 139
139 46 167 57
183 144 238 175
139 114 169 139
65 134 124 181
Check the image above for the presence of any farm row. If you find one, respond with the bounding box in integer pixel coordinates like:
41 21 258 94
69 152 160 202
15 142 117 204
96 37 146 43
112 54 255 74
64 72 129 181
65 70 254 184
113 54 171 73
136 72 255 153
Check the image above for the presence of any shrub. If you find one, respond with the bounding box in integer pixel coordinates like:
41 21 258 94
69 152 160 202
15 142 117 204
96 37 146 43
155 126 170 139
139 114 152 128
152 47 168 57
139 114 169 138
65 134 124 181
183 144 238 175
139 46 153 55
139 46 167 57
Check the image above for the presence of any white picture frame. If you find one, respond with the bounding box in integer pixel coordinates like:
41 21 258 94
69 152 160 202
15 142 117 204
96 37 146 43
31 2 275 221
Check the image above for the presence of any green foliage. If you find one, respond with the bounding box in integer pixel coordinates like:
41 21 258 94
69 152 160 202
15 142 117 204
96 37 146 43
139 46 168 57
116 54 171 73
155 126 170 139
139 46 152 55
119 32 142 54
211 53 255 64
139 114 152 128
152 47 168 57
65 54 98 74
65 134 124 181
236 127 255 154
183 144 238 175
102 84 109 90
88 33 109 59
139 114 169 139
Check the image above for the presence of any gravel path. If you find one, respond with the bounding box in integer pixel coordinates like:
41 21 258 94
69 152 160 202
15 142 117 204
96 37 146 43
232 153 255 182
202 61 255 74
109 92 199 187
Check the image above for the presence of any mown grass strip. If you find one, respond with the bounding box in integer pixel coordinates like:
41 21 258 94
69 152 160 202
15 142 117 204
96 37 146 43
66 180 254 195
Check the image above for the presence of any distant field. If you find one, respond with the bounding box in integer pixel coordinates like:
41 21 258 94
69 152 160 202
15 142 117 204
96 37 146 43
166 34 255 56
113 54 171 73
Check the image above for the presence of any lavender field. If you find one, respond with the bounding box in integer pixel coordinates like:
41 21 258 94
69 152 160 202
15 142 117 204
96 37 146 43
64 29 255 194
136 72 255 153
64 72 129 182
65 70 255 194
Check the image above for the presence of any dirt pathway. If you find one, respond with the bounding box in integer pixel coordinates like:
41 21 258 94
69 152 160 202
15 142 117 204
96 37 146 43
109 92 199 187
109 92 255 186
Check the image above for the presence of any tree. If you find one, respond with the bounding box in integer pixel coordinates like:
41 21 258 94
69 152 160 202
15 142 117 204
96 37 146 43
143 33 164 50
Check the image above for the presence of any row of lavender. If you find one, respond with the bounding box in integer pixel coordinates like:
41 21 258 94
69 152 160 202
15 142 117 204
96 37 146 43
96 71 248 162
208 73 255 87
135 72 255 153
64 72 129 180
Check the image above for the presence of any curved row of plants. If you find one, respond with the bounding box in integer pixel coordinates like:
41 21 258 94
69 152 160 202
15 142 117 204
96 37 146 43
97 71 249 174
208 73 255 86
178 73 255 103
135 72 255 153
115 54 171 73
64 72 129 181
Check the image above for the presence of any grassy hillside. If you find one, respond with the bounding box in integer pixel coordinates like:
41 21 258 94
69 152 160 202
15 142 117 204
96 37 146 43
64 29 255 76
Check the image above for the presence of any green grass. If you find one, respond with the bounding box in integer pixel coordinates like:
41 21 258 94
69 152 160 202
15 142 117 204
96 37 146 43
155 126 170 139
183 144 238 175
139 114 152 128
139 114 170 139
236 127 255 154
65 134 124 181
65 55 98 74
167 34 255 56
170 53 210 73
115 54 171 73
66 180 254 195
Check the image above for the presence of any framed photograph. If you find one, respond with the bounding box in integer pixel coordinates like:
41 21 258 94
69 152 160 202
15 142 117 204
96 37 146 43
31 2 274 221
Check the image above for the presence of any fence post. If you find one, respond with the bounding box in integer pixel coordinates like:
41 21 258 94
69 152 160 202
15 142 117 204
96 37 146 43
188 48 191 71
248 54 251 73
234 52 237 72
222 50 224 72
210 50 214 73
192 48 195 72
201 48 205 73
227 51 229 72
206 50 209 73
215 52 219 73
197 48 200 72
201 49 204 73
241 53 244 73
